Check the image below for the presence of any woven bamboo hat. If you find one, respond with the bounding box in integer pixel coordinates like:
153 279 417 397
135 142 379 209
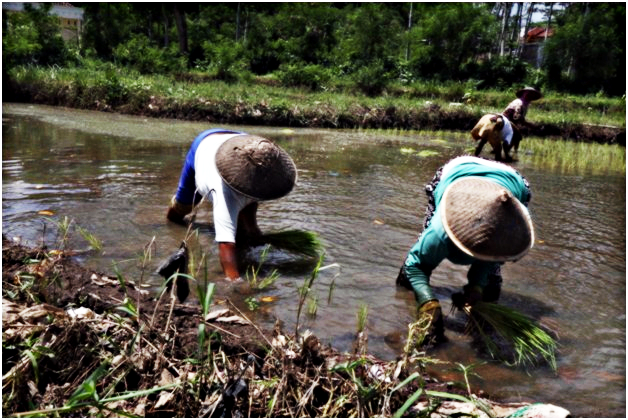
440 177 534 262
516 86 542 101
216 135 297 201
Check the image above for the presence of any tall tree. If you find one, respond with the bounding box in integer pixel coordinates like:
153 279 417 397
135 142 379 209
409 3 497 80
543 2 625 95
498 2 512 56
510 2 523 56
173 4 188 56
81 3 136 59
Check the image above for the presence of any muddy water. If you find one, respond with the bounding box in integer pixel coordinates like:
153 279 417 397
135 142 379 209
2 104 625 417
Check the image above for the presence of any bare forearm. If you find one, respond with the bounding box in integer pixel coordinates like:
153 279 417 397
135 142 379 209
219 242 240 280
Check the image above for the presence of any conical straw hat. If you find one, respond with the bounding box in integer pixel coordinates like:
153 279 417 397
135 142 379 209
516 86 542 101
216 135 297 201
441 177 534 262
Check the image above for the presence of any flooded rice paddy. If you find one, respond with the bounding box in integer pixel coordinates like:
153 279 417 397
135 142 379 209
2 103 625 417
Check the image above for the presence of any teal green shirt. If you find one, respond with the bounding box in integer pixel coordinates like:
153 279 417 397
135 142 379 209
403 157 531 305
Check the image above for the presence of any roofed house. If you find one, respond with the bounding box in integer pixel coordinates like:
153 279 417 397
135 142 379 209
2 2 84 43
520 27 554 68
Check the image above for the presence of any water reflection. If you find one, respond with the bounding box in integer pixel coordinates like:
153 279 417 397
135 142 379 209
2 104 625 417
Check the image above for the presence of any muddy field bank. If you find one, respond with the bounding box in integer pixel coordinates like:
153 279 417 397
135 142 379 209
4 77 625 145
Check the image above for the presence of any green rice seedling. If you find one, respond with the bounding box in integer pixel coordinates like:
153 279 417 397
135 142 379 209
356 303 368 333
307 294 319 317
247 244 279 290
464 302 557 372
197 281 216 358
354 303 369 355
520 137 625 175
260 229 323 258
112 262 128 294
294 254 325 337
327 273 338 304
115 297 138 320
76 226 102 252
42 216 73 251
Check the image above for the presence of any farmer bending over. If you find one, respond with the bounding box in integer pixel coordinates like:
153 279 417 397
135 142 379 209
502 86 542 131
471 87 541 162
396 156 535 342
167 129 297 281
470 113 517 162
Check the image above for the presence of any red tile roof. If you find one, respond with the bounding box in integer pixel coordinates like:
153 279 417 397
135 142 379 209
526 27 554 43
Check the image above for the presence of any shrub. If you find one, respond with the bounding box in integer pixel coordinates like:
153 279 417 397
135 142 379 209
351 60 390 96
276 63 333 91
202 38 251 83
113 34 186 75
472 56 529 90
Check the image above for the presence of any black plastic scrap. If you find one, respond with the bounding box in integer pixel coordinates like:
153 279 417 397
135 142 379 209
156 241 190 303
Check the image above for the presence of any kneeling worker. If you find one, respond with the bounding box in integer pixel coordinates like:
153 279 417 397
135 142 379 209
397 156 535 342
167 128 297 281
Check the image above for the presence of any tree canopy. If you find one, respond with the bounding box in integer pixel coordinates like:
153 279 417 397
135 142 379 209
3 2 625 96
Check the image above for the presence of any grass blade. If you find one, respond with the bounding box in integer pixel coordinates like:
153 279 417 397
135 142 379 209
393 388 423 418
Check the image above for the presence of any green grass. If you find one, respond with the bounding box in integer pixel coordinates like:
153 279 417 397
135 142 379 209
8 64 625 131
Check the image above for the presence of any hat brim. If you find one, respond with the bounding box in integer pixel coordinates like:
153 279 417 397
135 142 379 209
441 178 535 262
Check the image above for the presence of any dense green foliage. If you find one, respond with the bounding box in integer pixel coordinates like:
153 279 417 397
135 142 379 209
2 3 70 68
2 3 625 96
542 3 626 95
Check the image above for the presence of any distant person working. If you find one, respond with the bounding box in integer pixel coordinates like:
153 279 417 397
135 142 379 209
470 87 542 161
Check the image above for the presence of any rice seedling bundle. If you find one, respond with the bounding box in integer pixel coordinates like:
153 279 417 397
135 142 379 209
463 302 557 371
260 229 323 257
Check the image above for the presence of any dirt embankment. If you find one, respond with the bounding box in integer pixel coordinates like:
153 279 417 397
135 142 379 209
4 77 624 145
2 237 572 417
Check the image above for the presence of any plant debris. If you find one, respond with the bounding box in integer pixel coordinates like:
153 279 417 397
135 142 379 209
2 237 569 417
